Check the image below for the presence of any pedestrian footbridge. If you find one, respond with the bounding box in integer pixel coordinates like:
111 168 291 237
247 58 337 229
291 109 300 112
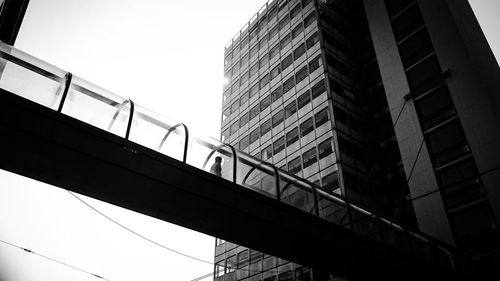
0 42 491 281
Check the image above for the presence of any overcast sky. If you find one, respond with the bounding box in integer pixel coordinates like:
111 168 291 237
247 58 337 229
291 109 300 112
1 0 499 281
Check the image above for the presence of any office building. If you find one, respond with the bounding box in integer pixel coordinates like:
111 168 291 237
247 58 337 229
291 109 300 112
215 0 500 280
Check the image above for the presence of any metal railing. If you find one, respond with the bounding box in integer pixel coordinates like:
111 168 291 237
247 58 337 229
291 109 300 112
0 41 480 274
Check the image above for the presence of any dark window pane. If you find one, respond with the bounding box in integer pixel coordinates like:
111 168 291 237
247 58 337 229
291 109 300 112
297 90 311 109
309 54 322 72
240 112 249 127
272 110 285 128
281 53 293 70
322 172 339 193
303 147 317 168
286 127 299 146
230 121 239 134
279 270 293 281
250 63 259 78
407 55 442 94
279 15 290 30
250 250 263 264
260 73 270 88
304 11 317 27
318 138 333 159
250 127 260 143
292 22 304 39
290 4 301 19
306 31 319 49
399 27 434 69
239 135 250 150
269 5 278 21
426 120 470 166
241 71 249 84
230 100 239 114
261 119 272 135
250 104 260 120
311 79 326 99
274 136 286 154
415 85 456 129
285 100 297 118
240 90 249 105
271 64 281 80
288 156 302 174
270 43 280 60
295 267 311 281
385 0 415 17
262 144 273 161
391 3 424 42
269 24 279 38
259 54 269 68
280 33 292 49
250 82 260 98
283 76 295 93
271 86 283 103
300 117 314 137
250 44 259 59
293 43 306 60
315 108 329 127
295 65 309 84
261 95 271 111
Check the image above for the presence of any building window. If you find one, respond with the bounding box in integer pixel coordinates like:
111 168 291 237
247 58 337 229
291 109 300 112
297 90 311 110
295 65 308 84
290 3 301 18
398 27 434 69
264 276 277 281
283 76 295 93
436 158 485 209
239 136 249 150
279 270 293 281
309 54 322 72
269 4 278 20
230 100 239 114
226 255 237 273
292 23 304 39
250 250 263 264
250 82 260 98
280 33 292 49
221 129 229 142
391 2 424 42
271 86 283 103
237 249 249 268
269 24 279 38
281 53 293 71
385 0 415 17
293 43 306 60
288 156 302 174
240 91 249 105
241 53 249 67
250 127 260 144
259 34 269 49
302 147 317 168
260 95 271 111
322 172 339 193
311 79 325 99
271 64 281 80
285 100 297 119
274 136 286 154
304 11 317 28
272 109 285 128
270 43 280 60
233 60 241 73
230 121 239 135
262 144 273 161
426 120 470 166
294 267 311 281
406 55 443 94
260 73 270 88
318 138 333 159
216 238 225 246
306 31 319 49
215 261 225 277
250 63 259 78
261 119 272 136
259 55 269 69
279 14 290 30
240 112 249 127
415 85 456 130
250 104 260 120
222 107 230 122
286 127 299 146
315 108 329 127
300 117 314 137
241 71 249 85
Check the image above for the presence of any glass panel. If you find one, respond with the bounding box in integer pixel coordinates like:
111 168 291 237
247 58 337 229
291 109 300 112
62 75 129 137
398 27 433 69
185 137 235 182
415 85 456 129
317 189 348 225
407 55 443 94
391 3 424 42
278 171 316 214
351 206 382 242
237 152 277 198
129 104 178 151
157 125 187 162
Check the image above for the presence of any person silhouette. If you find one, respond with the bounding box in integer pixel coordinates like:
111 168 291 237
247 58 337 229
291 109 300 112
210 156 222 177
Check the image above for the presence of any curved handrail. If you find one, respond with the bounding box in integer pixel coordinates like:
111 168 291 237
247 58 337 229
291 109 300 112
107 99 134 139
201 142 237 183
240 160 279 200
157 123 189 163
57 72 72 113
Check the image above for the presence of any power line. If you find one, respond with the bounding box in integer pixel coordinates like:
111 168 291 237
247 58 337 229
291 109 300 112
190 272 214 281
67 191 289 275
0 238 110 280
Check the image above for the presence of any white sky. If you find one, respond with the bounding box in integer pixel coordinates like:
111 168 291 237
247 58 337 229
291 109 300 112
1 0 499 281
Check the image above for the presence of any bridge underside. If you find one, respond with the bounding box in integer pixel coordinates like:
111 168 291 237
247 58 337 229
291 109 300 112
0 90 474 280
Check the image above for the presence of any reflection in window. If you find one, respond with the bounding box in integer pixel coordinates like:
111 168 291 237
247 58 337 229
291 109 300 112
215 261 225 277
274 136 286 154
315 108 329 127
226 255 237 273
286 127 299 146
285 100 297 119
300 117 314 137
303 147 317 168
288 156 302 174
